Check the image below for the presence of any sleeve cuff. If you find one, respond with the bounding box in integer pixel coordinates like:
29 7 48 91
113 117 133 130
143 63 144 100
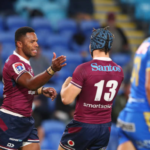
16 70 28 82
70 81 82 89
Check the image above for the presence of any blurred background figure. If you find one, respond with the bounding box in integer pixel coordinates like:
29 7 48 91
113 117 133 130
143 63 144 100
68 0 94 21
104 12 131 54
30 47 51 76
0 0 149 149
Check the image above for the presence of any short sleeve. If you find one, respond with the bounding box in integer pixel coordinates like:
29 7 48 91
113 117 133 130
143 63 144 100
70 65 86 89
9 62 28 81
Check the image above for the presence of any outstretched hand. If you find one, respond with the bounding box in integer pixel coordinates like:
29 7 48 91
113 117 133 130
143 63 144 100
42 87 57 101
51 52 67 72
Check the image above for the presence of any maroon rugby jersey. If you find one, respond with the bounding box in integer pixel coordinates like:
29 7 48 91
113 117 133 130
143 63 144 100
71 57 124 124
2 51 35 117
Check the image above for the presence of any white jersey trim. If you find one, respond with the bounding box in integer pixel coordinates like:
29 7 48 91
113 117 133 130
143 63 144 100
0 108 24 117
93 57 112 61
70 81 82 89
0 145 17 150
13 51 30 65
21 142 32 147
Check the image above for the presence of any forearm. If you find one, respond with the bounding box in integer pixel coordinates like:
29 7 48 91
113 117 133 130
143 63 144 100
27 71 53 90
61 86 72 105
61 82 69 98
18 66 55 90
61 77 72 104
17 53 66 90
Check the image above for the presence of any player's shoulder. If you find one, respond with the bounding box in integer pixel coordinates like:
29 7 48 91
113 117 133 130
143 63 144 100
4 54 26 70
6 54 20 64
111 61 124 75
76 60 93 70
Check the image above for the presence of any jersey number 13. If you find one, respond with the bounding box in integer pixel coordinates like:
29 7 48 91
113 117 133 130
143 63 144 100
94 80 118 101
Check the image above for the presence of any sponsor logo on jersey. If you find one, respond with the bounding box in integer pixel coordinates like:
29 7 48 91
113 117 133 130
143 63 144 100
91 63 121 72
84 103 112 109
28 68 33 74
136 140 150 149
12 62 26 74
117 119 135 132
9 138 22 142
7 143 14 148
68 140 75 146
28 90 36 95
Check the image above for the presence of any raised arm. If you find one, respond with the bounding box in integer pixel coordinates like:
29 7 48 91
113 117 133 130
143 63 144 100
17 53 66 90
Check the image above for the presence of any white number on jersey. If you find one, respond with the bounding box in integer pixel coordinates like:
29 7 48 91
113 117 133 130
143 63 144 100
94 80 118 101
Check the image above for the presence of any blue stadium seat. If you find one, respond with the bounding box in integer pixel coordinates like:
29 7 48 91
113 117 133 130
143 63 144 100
70 38 90 52
83 54 92 62
0 32 15 45
46 132 63 149
135 2 150 21
41 120 65 149
36 30 51 47
56 0 69 9
1 44 15 63
53 68 72 82
44 81 63 93
14 1 42 13
80 20 100 36
58 19 77 34
65 52 83 64
41 3 66 29
120 0 137 5
47 97 56 113
45 34 69 48
42 120 65 136
63 53 83 73
40 138 55 150
0 16 4 31
120 0 128 4
17 0 49 1
0 82 3 98
41 50 53 61
111 54 131 67
52 46 71 56
30 17 52 33
120 0 149 5
6 16 28 31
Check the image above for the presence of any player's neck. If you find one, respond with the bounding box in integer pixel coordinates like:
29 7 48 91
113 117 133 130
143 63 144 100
15 48 30 60
93 51 109 59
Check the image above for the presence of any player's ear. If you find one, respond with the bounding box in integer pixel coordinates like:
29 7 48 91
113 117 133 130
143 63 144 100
16 41 22 48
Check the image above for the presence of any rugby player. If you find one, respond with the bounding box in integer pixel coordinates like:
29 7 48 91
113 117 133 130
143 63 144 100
117 38 150 150
58 27 124 150
0 27 66 150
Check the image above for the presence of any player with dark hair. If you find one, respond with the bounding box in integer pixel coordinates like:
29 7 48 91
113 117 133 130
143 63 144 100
0 27 66 150
58 27 124 150
117 38 150 150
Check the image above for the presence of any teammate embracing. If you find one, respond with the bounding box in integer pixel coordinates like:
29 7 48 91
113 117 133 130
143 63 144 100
0 27 66 150
58 27 124 150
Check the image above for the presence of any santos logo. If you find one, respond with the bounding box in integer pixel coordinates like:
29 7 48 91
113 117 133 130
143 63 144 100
91 63 121 72
7 143 14 148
